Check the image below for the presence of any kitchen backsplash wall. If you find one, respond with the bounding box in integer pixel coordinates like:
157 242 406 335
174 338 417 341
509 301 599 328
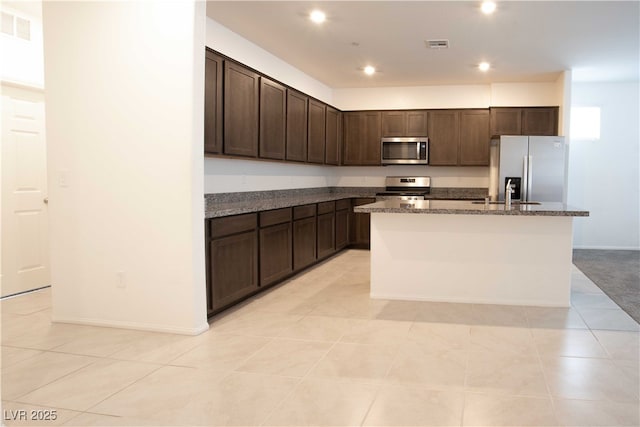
204 157 488 193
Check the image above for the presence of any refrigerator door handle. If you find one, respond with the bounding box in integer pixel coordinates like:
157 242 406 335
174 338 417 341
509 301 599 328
526 155 533 202
522 156 528 202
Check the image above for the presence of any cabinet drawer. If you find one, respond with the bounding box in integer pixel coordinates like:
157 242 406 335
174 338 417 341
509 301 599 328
336 199 351 211
293 204 317 220
260 208 292 227
317 201 335 215
210 213 257 238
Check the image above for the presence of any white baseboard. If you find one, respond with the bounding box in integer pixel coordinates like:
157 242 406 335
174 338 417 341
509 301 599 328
51 315 210 336
573 245 640 250
370 293 570 308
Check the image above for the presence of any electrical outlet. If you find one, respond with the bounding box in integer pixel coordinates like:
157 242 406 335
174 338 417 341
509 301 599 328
116 271 126 289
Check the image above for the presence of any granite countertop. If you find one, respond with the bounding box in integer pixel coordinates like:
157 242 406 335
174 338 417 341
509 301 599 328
354 199 590 217
205 186 489 218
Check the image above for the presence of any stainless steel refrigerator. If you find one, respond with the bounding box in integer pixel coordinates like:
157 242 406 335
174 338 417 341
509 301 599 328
489 136 568 203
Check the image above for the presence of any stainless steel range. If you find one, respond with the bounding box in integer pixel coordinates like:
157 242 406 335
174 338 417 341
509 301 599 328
376 176 431 201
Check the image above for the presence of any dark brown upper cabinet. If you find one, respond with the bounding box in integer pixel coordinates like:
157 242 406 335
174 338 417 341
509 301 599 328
429 109 490 166
428 110 460 166
286 89 308 162
259 77 286 160
307 99 326 164
489 107 521 136
343 111 381 166
459 109 490 166
325 107 341 165
381 110 428 137
204 50 223 154
522 107 559 135
224 61 259 157
490 107 559 137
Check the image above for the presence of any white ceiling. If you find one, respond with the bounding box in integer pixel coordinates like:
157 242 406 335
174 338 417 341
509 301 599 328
206 1 640 88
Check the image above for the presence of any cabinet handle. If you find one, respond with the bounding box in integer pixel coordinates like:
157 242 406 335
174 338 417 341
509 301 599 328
43 198 49 204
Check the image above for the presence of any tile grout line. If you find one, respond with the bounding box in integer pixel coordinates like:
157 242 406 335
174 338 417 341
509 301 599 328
257 328 343 427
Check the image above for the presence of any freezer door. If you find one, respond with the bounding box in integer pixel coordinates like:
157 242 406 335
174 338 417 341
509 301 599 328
528 136 566 202
498 136 528 201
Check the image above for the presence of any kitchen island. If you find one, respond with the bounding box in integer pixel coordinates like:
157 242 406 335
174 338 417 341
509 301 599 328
354 200 589 307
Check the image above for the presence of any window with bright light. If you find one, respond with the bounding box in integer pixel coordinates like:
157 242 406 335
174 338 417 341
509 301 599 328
570 107 601 140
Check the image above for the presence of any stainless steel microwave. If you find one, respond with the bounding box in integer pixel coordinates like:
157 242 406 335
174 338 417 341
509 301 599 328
381 137 429 165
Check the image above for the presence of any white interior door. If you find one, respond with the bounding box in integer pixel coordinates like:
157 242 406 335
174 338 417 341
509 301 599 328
1 84 49 297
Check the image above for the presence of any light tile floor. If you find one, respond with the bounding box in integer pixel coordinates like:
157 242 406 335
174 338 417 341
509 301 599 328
2 249 639 426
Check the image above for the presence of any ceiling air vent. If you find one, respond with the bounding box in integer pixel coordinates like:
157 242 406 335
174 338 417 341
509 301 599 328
425 39 449 49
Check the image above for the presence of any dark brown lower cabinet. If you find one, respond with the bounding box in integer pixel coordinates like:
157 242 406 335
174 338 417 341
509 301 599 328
206 198 372 318
292 204 317 270
259 209 293 287
350 198 375 249
207 214 258 315
293 216 317 270
317 202 335 260
335 200 350 250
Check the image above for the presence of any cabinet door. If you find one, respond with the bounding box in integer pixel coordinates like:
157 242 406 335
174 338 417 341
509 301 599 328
522 107 558 136
428 110 460 166
459 109 490 166
406 110 428 136
343 111 381 166
307 99 326 163
342 112 362 165
335 207 349 250
204 50 223 154
317 212 335 259
224 61 259 157
259 222 292 286
210 230 258 312
361 111 382 165
381 111 406 137
259 77 286 160
350 198 375 249
286 89 308 162
293 216 317 270
490 107 522 136
325 107 341 165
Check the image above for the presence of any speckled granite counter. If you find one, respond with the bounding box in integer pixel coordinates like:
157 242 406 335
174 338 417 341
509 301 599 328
205 187 382 218
205 187 490 218
354 199 589 217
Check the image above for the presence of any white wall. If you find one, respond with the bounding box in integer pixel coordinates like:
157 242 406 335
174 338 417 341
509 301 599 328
568 82 639 249
43 1 208 334
489 82 560 107
0 2 44 87
204 158 336 192
333 85 491 110
334 166 488 188
334 81 560 110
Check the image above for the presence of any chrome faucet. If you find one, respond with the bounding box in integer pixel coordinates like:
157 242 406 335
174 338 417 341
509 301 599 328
505 179 514 208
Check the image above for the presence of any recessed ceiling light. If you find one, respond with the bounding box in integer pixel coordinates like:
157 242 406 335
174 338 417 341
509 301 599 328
481 1 496 14
479 62 491 72
364 65 376 76
310 10 326 24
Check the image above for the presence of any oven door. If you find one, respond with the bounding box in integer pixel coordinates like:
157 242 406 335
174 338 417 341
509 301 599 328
381 138 429 165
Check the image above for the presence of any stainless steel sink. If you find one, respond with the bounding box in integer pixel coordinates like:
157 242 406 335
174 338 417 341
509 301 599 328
471 201 542 205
